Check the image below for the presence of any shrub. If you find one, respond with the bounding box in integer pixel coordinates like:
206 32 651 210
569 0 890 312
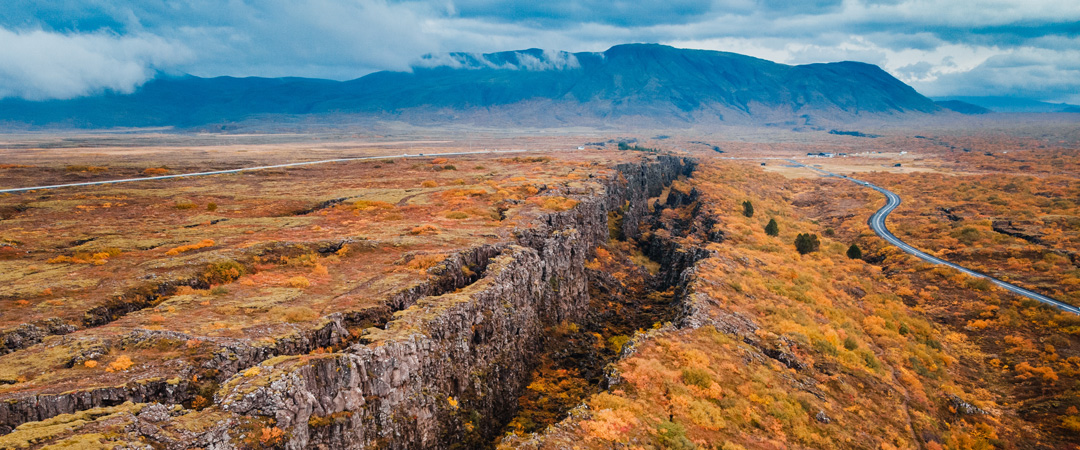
165 239 215 256
681 367 713 390
655 421 695 450
276 306 318 323
65 165 108 173
353 200 394 211
206 202 218 212
287 276 311 288
1015 361 1058 383
764 218 779 236
965 277 992 291
1063 416 1080 433
174 200 197 210
202 260 245 284
607 335 631 353
846 243 863 259
83 360 98 368
533 196 579 212
407 254 446 271
742 200 754 217
107 355 134 372
143 167 168 176
794 233 820 255
421 180 438 188
843 336 858 350
260 427 285 445
408 224 439 235
445 211 469 219
47 249 120 265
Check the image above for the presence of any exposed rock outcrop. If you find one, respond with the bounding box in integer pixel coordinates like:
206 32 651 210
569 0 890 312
1 155 696 448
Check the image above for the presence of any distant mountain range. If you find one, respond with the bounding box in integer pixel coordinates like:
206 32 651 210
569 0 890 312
0 44 961 129
931 96 1080 113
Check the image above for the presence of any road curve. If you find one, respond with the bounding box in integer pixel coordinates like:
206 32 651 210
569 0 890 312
790 160 1080 315
0 149 536 194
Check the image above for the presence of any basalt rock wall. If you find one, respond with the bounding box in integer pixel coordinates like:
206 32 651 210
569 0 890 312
201 155 695 449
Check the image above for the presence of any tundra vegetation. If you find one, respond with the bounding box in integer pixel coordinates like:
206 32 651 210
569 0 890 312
0 128 1078 449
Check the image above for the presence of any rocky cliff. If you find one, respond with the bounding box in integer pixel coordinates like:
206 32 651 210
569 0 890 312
0 154 697 449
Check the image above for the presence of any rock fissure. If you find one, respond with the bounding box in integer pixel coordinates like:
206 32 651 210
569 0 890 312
1 155 698 448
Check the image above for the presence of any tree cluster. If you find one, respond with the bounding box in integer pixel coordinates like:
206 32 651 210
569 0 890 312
795 233 820 255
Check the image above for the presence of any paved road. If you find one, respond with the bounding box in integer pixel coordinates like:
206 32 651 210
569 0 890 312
788 159 1080 314
0 149 535 194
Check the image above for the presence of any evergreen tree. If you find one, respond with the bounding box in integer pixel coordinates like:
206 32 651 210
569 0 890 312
795 233 820 255
742 200 754 218
764 218 779 236
846 243 863 259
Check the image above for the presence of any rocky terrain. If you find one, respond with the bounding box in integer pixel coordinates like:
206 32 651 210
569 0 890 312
0 150 709 448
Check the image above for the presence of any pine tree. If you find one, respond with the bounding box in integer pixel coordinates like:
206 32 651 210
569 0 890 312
795 233 820 255
764 218 779 236
846 243 863 259
742 200 754 218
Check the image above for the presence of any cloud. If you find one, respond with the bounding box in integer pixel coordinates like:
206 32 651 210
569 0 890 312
414 49 581 71
923 47 1080 103
444 0 716 27
0 27 191 100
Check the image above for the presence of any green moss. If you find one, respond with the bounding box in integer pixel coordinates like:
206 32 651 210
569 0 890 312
0 402 142 449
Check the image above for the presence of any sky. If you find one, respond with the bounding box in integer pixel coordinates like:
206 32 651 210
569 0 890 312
1 0 1078 103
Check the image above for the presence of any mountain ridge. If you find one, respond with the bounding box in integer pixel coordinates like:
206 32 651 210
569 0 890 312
0 44 942 129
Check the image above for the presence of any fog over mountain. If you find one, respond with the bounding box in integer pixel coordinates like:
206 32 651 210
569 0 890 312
0 44 945 129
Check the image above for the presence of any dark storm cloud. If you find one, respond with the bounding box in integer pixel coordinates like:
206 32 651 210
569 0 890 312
443 0 717 27
0 0 1078 103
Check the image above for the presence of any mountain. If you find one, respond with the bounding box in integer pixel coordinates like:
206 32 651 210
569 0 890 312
934 100 991 115
0 44 942 129
932 96 1080 113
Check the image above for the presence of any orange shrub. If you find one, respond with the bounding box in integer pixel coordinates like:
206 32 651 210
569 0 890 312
353 200 395 211
143 168 169 176
408 224 439 235
1015 361 1058 383
421 180 438 188
287 276 311 288
531 196 579 212
165 239 215 256
407 254 446 271
46 248 120 265
107 355 134 372
260 427 285 445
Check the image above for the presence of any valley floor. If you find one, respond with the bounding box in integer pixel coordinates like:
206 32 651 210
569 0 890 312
1 125 1079 449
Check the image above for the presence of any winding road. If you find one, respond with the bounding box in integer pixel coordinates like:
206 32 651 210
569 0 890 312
790 159 1080 314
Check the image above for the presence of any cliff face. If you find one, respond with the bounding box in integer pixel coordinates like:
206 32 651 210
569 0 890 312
209 155 694 449
0 155 697 448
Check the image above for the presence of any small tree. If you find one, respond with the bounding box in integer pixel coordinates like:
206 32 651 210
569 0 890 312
742 200 754 218
795 233 820 255
764 218 779 236
846 243 863 259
